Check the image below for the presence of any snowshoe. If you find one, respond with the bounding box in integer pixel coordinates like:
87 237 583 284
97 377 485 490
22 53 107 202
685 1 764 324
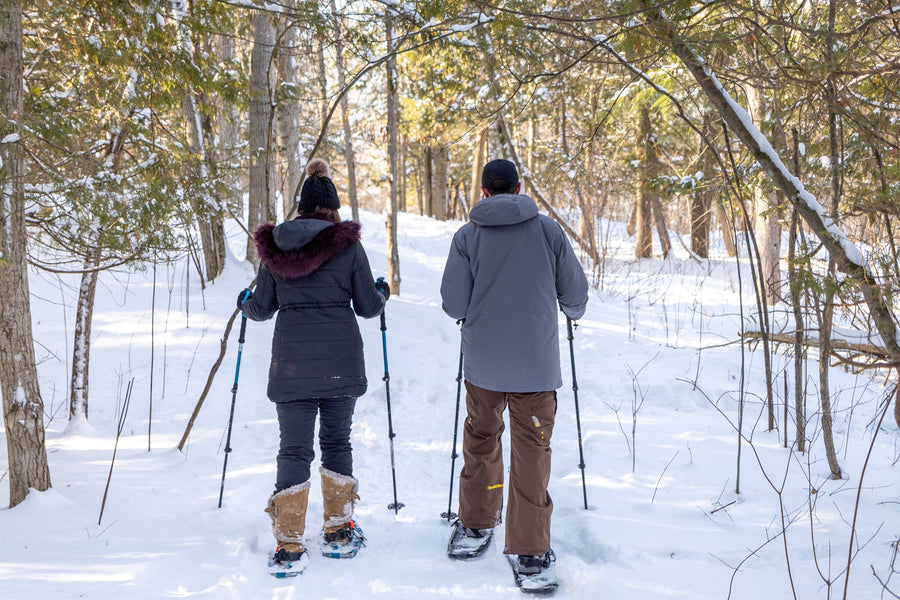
447 519 494 560
507 550 558 595
268 546 310 578
321 520 366 559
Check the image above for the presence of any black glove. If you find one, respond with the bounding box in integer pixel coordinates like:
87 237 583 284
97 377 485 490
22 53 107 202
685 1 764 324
375 277 390 300
236 288 253 310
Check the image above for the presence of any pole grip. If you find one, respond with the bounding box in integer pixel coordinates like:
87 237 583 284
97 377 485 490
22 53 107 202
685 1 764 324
238 314 248 344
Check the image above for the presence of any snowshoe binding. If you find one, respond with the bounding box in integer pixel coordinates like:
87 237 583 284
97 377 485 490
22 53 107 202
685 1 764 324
321 520 366 559
268 546 310 578
447 519 494 560
507 550 558 595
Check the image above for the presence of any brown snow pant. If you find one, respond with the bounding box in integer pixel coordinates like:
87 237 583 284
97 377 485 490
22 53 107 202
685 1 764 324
458 381 556 557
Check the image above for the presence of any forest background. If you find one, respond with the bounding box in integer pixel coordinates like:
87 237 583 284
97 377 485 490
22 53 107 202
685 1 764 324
2 1 900 594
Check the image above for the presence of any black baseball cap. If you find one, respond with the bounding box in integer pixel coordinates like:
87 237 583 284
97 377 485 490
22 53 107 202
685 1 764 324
481 159 519 194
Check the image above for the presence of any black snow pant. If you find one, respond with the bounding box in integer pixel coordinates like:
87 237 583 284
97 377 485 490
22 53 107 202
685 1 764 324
274 396 356 492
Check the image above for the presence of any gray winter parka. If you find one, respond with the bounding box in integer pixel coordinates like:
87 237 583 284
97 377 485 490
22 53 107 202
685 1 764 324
440 194 589 392
242 217 385 402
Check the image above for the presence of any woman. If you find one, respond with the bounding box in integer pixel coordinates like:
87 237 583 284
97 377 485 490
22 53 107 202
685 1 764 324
238 159 389 569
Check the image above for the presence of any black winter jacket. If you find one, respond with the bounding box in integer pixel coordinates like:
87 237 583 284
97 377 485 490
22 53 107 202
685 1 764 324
241 217 386 402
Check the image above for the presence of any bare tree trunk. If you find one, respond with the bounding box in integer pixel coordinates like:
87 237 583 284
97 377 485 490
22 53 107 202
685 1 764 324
896 375 900 431
276 5 301 221
174 0 225 280
747 81 782 305
69 244 102 420
215 32 242 213
692 113 715 258
558 100 598 259
432 142 448 221
635 104 654 259
385 16 400 292
0 0 51 507
716 198 737 257
414 150 423 215
818 0 842 479
399 135 407 212
651 197 671 259
331 0 359 221
199 113 227 278
526 113 536 197
316 37 328 132
470 127 487 209
423 144 433 217
788 127 805 450
248 9 276 264
182 90 224 281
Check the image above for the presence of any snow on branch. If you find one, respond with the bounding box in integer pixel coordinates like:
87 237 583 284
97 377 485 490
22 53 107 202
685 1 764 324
636 2 900 364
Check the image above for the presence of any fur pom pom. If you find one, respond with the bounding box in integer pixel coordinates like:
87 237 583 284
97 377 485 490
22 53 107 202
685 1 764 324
306 158 330 179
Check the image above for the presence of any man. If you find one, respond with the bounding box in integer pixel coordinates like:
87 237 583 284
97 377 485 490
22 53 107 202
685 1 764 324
440 159 589 588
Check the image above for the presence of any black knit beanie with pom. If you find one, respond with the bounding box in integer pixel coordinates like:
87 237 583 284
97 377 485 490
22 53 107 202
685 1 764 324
298 158 340 213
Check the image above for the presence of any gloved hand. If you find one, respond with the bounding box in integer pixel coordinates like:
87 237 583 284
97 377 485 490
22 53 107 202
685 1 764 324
236 288 253 310
375 277 390 300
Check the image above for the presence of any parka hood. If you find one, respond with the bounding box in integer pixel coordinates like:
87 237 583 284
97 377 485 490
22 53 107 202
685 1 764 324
272 218 334 251
254 218 361 280
468 194 539 227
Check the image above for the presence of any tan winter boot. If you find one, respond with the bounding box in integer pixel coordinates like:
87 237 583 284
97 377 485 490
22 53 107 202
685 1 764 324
265 481 310 553
320 467 365 558
321 467 359 534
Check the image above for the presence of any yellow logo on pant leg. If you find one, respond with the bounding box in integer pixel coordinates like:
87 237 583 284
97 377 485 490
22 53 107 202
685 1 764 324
488 483 504 490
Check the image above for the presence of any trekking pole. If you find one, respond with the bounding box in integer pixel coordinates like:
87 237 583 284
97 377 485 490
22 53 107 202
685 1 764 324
218 297 249 509
441 319 464 522
381 308 405 514
567 317 589 510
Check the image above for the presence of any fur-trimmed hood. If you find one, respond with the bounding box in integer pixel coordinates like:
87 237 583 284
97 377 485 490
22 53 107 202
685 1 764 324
254 218 361 280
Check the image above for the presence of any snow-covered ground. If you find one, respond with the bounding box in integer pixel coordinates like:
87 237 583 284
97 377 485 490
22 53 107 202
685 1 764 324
2 209 898 599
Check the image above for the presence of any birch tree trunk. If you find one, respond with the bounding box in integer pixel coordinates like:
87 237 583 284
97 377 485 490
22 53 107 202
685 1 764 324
331 0 359 221
276 7 301 221
385 16 400 292
248 9 275 264
69 244 101 420
0 0 51 508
